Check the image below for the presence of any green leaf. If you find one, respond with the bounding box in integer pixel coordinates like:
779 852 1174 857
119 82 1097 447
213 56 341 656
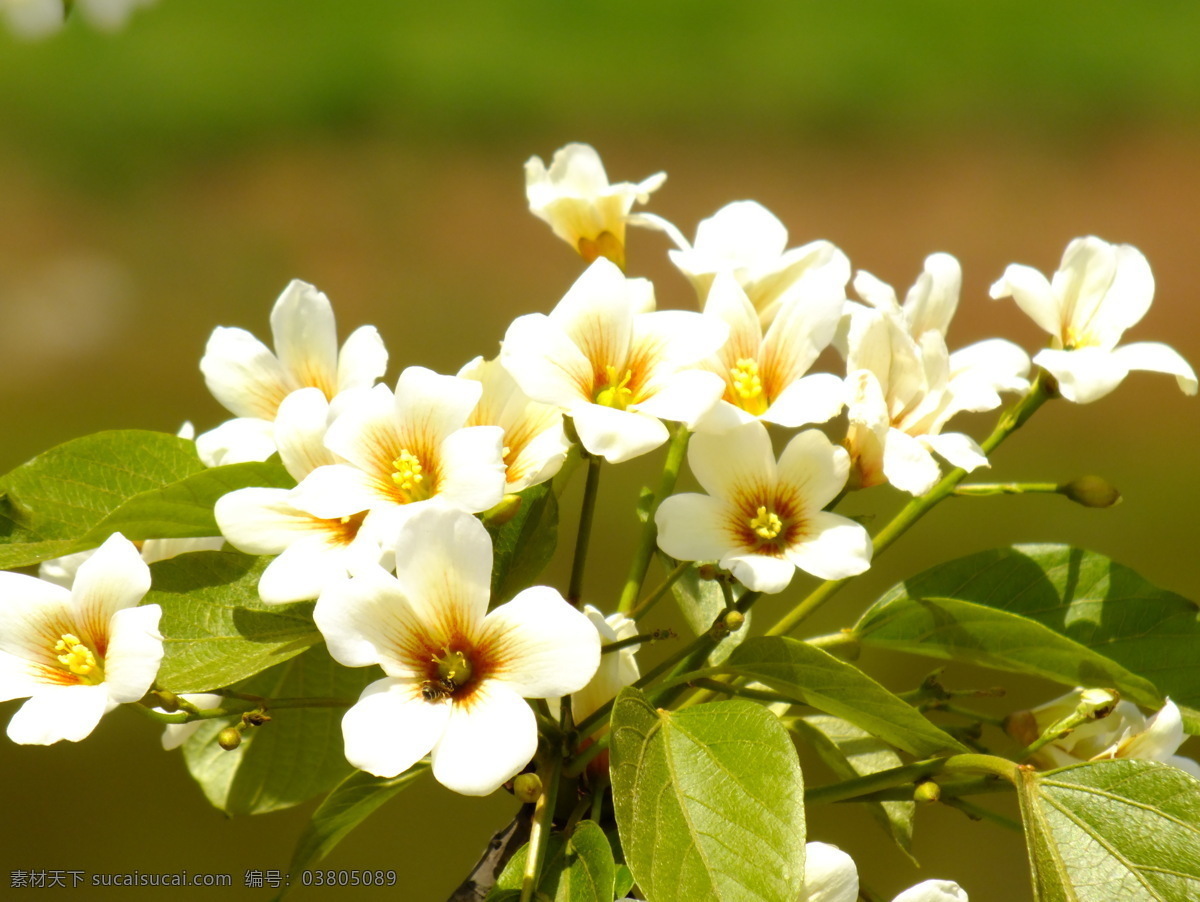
789 713 916 864
284 764 429 885
182 644 375 816
489 482 560 604
1018 759 1200 901
609 687 806 902
0 430 205 568
725 637 967 758
491 826 615 902
81 459 294 545
854 545 1188 722
658 551 749 665
150 550 322 692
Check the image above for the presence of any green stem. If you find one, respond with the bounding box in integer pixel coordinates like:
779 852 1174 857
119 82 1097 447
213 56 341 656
136 696 354 724
803 754 1020 805
627 559 691 621
520 748 562 902
767 375 1052 638
687 677 801 705
601 629 675 656
568 454 603 606
617 424 691 613
953 481 1058 497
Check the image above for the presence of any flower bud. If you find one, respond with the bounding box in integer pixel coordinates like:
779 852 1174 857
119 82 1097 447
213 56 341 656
512 772 543 804
155 690 180 713
914 781 941 803
722 610 746 632
481 494 523 527
1058 476 1121 508
218 727 242 751
697 563 720 581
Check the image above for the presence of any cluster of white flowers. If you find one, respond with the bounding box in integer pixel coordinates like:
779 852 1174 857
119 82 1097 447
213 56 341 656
2 143 1195 821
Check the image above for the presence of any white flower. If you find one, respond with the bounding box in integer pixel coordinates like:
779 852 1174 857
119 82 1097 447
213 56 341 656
287 366 507 551
159 692 223 751
501 258 728 464
842 258 1029 495
655 420 871 594
802 842 967 902
989 236 1197 404
646 200 851 326
1006 689 1200 777
696 272 846 431
0 533 162 745
525 143 665 270
314 506 600 796
566 606 640 724
214 388 390 604
197 279 388 466
458 356 570 493
1 0 62 38
76 0 156 30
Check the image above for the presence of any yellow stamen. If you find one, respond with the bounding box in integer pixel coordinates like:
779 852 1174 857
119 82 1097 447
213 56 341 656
730 358 768 415
391 450 425 493
595 365 635 410
750 506 783 540
54 633 97 676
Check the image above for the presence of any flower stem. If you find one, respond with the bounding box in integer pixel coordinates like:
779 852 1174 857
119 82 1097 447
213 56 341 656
766 374 1052 638
802 753 1020 805
952 481 1059 497
617 424 690 613
567 454 603 606
519 746 563 902
627 559 691 621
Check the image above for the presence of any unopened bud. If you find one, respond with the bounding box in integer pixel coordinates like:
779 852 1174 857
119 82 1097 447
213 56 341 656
155 690 180 713
218 727 242 751
1058 476 1121 508
512 772 543 804
697 564 719 581
914 781 941 803
1078 688 1119 719
242 711 270 728
481 494 523 527
722 610 746 632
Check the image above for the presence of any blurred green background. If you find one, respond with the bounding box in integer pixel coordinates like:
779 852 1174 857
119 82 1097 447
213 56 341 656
2 1 1199 899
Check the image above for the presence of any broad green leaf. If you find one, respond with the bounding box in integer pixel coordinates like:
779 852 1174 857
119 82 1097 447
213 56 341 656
284 764 429 886
151 550 322 692
81 459 294 545
854 545 1187 722
182 645 375 816
657 551 749 665
609 687 806 902
725 637 966 757
1018 759 1200 901
790 714 916 863
0 430 204 568
489 482 560 604
488 821 616 902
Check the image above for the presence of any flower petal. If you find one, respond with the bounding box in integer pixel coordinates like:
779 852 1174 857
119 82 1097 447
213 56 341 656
881 429 942 495
432 681 537 796
101 604 164 703
1033 347 1128 404
891 880 969 902
655 493 736 564
337 325 389 393
314 567 422 674
1111 341 1198 396
433 425 507 513
392 506 494 634
920 432 989 473
571 404 669 464
6 684 112 745
764 373 846 428
274 387 338 481
195 416 277 467
776 429 850 512
785 511 872 581
723 552 796 595
501 313 596 410
803 842 859 902
269 280 339 397
479 586 600 698
341 677 449 778
989 263 1062 337
70 533 151 648
200 326 289 420
687 418 776 501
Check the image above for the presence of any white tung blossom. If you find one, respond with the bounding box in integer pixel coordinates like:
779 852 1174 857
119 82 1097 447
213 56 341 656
287 366 506 549
0 533 162 745
501 258 728 464
644 200 851 327
214 387 391 604
314 506 600 796
197 279 388 466
525 143 666 270
1 0 154 38
1005 689 1200 778
990 236 1197 404
697 271 846 432
842 256 1030 495
655 420 872 594
803 842 967 902
458 355 570 493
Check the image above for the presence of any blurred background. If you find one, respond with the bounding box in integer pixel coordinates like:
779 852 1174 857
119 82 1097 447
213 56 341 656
2 1 1199 898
